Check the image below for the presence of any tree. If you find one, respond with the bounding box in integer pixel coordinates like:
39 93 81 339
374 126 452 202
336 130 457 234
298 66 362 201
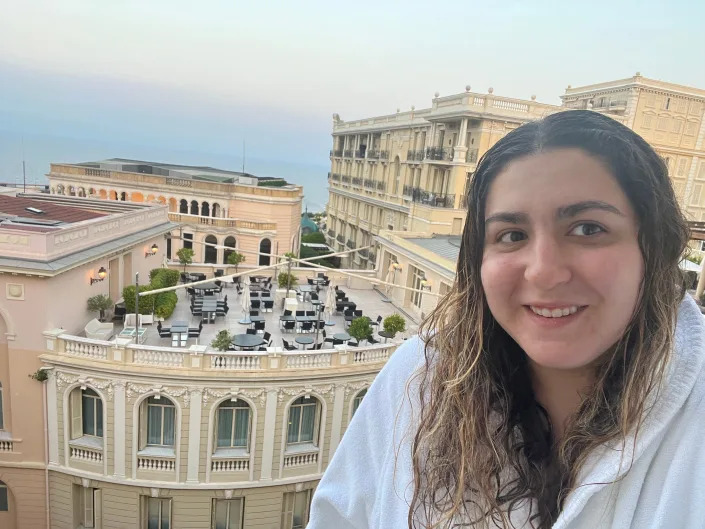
87 294 113 322
227 251 246 273
348 316 373 344
302 232 326 244
383 314 406 337
176 247 194 273
211 330 233 352
278 272 298 289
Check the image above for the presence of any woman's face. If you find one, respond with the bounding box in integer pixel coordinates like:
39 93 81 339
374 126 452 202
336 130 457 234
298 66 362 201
480 148 643 371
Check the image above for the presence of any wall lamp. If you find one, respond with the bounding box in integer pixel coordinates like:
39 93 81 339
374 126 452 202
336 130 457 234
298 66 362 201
391 262 402 272
145 244 159 258
420 278 432 290
90 266 107 285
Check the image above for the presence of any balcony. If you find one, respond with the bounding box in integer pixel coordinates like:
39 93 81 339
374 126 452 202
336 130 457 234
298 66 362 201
343 150 353 158
407 187 457 208
466 149 479 163
425 147 454 162
407 150 424 162
336 234 345 244
330 173 341 182
332 149 343 157
368 252 376 263
379 151 389 160
358 248 369 259
363 179 376 189
352 177 363 187
376 181 385 191
168 212 276 231
367 150 380 160
327 229 335 238
341 175 351 184
354 150 366 159
346 239 355 249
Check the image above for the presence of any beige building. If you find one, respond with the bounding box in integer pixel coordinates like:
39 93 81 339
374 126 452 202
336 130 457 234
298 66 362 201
0 192 173 528
562 73 705 221
326 89 561 269
48 159 304 271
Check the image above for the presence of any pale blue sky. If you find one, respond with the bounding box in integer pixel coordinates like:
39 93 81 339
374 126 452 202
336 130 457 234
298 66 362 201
0 0 703 199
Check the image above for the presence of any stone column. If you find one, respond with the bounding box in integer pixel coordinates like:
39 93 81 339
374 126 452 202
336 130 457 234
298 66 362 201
259 388 279 480
113 381 126 477
47 372 60 465
328 385 346 456
453 118 469 162
186 389 203 483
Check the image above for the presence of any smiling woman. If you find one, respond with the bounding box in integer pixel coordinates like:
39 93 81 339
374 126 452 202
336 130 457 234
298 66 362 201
307 111 705 529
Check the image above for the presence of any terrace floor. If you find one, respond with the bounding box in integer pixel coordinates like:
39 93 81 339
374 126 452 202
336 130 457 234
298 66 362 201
115 281 416 350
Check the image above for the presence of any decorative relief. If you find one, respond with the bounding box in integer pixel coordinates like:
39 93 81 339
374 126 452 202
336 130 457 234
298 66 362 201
126 383 190 408
277 384 335 404
56 372 114 399
92 221 120 234
203 387 266 407
6 283 24 300
123 214 146 226
54 229 88 245
344 380 373 397
0 234 30 246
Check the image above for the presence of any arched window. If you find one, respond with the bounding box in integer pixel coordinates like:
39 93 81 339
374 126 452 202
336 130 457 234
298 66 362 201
78 187 86 197
215 399 251 450
259 238 271 266
179 199 188 214
57 184 65 194
0 480 8 512
212 203 221 217
223 236 236 264
287 396 320 446
142 396 175 447
190 200 199 215
204 235 218 264
120 191 127 201
201 201 210 217
69 387 103 439
352 388 367 417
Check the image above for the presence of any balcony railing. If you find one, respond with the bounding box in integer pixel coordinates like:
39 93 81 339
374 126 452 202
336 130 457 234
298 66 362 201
407 150 424 162
343 150 353 158
332 149 343 157
407 187 456 208
283 451 318 468
376 181 385 191
466 148 479 163
330 173 341 182
359 248 369 259
346 239 355 249
354 150 366 159
379 151 389 160
367 150 380 160
327 229 335 238
168 213 276 231
363 179 376 189
425 147 454 161
336 234 345 244
70 444 103 464
341 175 351 184
368 252 376 263
137 454 176 472
351 177 363 187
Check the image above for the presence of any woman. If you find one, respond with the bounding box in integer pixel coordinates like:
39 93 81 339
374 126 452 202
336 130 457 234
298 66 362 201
307 110 705 528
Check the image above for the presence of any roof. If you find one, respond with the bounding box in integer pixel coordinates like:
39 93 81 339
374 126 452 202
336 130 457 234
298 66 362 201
404 235 462 263
300 216 319 232
0 195 106 225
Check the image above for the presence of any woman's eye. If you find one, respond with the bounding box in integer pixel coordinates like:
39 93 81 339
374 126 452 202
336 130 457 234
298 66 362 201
498 231 526 243
569 223 605 236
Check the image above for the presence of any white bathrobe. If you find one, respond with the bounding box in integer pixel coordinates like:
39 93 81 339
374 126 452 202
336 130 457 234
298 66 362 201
308 295 705 528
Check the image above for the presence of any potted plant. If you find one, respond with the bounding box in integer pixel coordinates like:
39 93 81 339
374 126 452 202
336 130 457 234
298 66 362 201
176 247 195 274
348 316 373 344
87 294 113 322
227 251 246 275
383 313 406 338
211 330 233 352
278 272 298 290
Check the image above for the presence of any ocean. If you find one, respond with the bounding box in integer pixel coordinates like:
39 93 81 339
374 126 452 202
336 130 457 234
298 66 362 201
0 130 331 212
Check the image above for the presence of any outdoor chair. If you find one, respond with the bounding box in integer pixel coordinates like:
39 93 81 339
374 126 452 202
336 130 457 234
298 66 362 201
317 320 325 330
296 310 305 317
249 309 260 317
180 273 189 283
367 335 380 345
251 291 259 298
354 309 363 318
85 319 114 340
258 347 267 351
217 295 228 307
284 309 292 316
254 321 266 333
263 300 274 312
306 310 315 317
313 343 323 350
283 321 296 333
332 339 343 346
188 322 203 338
307 278 315 285
251 300 261 310
246 329 257 335
215 269 224 278
300 321 313 333
282 339 297 351
216 306 229 316
263 332 272 346
335 302 345 313
371 315 383 327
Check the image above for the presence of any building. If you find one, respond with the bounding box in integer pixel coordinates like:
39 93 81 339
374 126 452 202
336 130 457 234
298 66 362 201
48 159 304 270
562 73 705 220
327 74 705 270
325 89 562 269
0 192 174 528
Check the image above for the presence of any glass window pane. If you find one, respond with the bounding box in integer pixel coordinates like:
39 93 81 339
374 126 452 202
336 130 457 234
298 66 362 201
217 409 233 448
147 498 159 529
287 407 301 443
160 499 170 529
83 395 95 436
147 406 162 445
163 407 175 447
233 409 249 447
300 405 315 443
96 399 103 437
229 499 242 529
214 500 227 529
0 486 8 511
293 491 308 529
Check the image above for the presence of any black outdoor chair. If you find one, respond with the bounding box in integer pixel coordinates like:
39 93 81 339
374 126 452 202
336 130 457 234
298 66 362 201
217 295 228 307
370 315 383 327
254 321 266 333
113 304 127 321
249 309 259 317
313 343 323 350
335 302 345 313
354 309 363 318
283 309 292 316
263 300 274 312
263 332 272 346
157 321 171 338
188 322 203 338
215 269 224 278
367 335 380 345
306 310 315 317
251 300 261 310
180 273 189 283
246 329 257 335
296 310 305 317
282 339 297 351
300 321 313 333
283 321 296 333
216 306 229 316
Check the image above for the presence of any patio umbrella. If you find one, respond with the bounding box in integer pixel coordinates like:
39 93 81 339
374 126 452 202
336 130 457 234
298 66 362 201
324 280 337 325
239 284 251 324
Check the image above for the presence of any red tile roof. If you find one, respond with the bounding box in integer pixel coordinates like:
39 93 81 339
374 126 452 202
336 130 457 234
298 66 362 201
0 195 106 224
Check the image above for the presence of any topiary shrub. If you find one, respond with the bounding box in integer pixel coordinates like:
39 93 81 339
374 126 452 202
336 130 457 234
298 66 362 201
211 330 233 351
348 316 372 343
122 285 157 315
278 272 298 289
383 313 406 337
150 268 180 288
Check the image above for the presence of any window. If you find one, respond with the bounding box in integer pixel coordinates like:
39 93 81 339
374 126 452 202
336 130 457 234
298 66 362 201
352 389 367 417
145 396 175 447
183 233 193 250
699 240 705 252
0 382 3 430
287 396 320 445
657 116 670 131
0 481 7 512
204 235 218 264
410 266 425 308
73 485 101 529
691 184 703 206
664 97 671 110
145 497 171 529
259 238 272 266
281 490 312 529
216 400 250 450
686 122 698 136
223 236 237 264
699 161 705 180
678 99 688 113
642 114 653 129
212 498 244 529
673 120 683 134
82 388 103 437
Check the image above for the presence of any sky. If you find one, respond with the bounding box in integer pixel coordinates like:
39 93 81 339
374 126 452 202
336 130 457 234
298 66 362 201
1 0 704 208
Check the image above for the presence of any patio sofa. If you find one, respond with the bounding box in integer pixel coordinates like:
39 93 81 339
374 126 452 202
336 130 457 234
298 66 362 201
85 318 114 341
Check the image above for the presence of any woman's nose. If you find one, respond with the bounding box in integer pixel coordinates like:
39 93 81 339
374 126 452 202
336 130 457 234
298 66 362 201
523 235 572 290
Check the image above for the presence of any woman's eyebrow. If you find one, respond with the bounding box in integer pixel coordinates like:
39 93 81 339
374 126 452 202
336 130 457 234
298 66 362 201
485 201 624 225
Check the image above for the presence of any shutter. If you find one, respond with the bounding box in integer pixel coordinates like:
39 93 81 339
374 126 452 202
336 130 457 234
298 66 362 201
93 489 102 529
70 389 83 440
139 401 148 450
83 487 94 528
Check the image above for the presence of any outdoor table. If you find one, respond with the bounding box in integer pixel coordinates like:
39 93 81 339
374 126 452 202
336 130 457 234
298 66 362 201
298 285 315 301
248 315 265 325
200 299 219 323
231 333 265 350
333 332 351 343
310 277 325 285
295 336 314 350
378 330 395 343
170 320 189 347
194 282 220 294
119 326 147 344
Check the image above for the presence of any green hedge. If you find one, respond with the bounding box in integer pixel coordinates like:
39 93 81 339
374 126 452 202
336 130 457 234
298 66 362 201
122 285 157 315
149 268 180 288
123 268 181 319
